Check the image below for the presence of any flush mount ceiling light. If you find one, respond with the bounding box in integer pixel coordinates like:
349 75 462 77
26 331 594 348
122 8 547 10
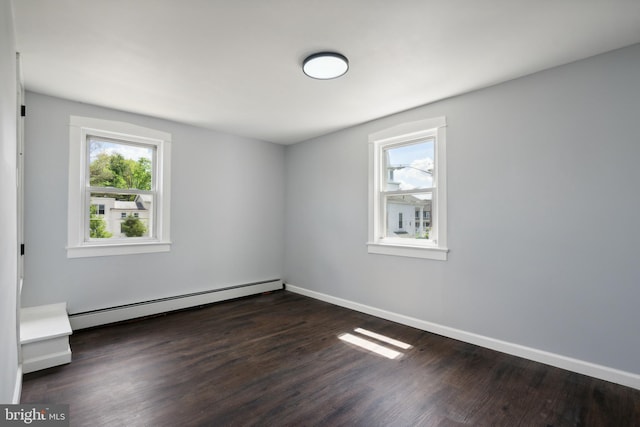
302 52 349 80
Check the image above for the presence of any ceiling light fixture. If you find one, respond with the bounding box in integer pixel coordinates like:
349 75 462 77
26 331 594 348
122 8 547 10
302 52 349 80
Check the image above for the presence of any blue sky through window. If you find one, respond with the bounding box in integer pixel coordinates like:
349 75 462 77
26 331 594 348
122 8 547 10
385 140 434 190
90 139 152 162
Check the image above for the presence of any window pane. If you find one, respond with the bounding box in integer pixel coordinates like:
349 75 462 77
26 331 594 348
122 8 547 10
385 193 432 239
89 193 153 239
384 140 434 191
89 138 153 190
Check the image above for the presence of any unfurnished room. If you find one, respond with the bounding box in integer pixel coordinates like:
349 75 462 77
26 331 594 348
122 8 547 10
1 1 640 426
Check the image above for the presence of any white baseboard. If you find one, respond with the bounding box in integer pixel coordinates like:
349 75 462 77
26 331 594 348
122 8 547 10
12 365 22 404
285 284 640 390
70 280 283 330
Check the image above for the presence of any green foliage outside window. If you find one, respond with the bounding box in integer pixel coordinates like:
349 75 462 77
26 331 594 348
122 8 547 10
89 204 112 238
90 153 152 200
89 151 151 237
121 215 147 237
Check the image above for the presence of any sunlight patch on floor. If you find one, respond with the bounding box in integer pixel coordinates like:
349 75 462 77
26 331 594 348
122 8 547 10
339 333 402 359
354 328 412 350
338 328 413 359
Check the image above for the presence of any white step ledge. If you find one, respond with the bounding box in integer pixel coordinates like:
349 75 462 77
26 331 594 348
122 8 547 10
21 303 72 373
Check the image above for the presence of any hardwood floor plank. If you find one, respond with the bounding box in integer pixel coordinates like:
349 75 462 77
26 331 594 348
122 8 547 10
21 291 640 426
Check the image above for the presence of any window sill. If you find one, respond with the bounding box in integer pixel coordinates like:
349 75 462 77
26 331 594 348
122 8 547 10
67 241 171 258
367 242 448 260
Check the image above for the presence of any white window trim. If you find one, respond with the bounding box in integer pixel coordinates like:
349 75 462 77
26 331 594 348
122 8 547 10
367 116 448 260
67 116 172 258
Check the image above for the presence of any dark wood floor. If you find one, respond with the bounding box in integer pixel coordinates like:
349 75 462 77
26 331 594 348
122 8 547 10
21 291 640 426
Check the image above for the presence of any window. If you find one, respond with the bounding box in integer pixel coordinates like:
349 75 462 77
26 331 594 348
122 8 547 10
368 116 448 260
67 116 171 258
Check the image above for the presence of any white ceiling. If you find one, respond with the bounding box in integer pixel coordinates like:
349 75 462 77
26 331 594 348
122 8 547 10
12 0 640 144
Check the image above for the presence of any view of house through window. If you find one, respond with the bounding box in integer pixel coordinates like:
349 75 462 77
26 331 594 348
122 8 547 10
88 138 155 240
368 116 447 260
384 140 434 239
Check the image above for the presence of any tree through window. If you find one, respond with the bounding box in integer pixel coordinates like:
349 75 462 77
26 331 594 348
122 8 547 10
67 116 171 258
88 138 153 240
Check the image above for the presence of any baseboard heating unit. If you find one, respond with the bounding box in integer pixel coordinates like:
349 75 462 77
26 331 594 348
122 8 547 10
69 279 283 330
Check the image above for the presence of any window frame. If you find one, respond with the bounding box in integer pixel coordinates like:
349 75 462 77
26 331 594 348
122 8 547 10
87 136 156 242
367 116 448 260
67 116 172 258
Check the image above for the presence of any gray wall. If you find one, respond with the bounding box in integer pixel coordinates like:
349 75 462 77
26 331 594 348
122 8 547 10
23 93 285 314
0 0 19 403
284 44 640 374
